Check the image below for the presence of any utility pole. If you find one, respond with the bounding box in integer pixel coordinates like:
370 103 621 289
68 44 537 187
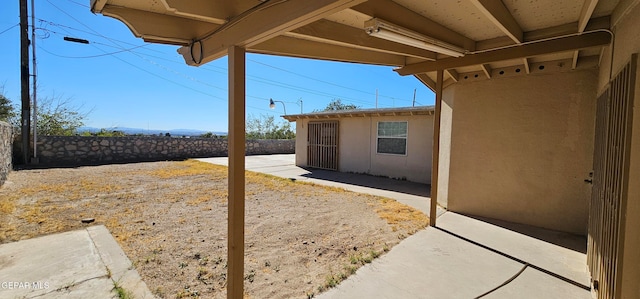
375 89 378 108
412 88 416 107
20 0 31 165
31 0 38 164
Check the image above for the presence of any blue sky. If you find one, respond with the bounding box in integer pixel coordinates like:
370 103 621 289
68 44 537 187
0 0 434 132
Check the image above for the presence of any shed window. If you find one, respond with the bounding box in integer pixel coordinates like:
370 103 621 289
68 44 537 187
377 121 407 155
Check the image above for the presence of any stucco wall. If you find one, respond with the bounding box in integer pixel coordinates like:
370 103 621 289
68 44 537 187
445 69 597 235
437 89 455 208
365 115 432 183
0 121 12 187
31 136 294 166
294 114 433 184
605 2 640 297
338 117 371 174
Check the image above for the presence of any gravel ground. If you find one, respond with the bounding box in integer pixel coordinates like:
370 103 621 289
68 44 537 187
0 160 428 298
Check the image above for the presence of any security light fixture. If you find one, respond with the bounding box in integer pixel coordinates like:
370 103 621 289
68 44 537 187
365 18 466 58
269 98 287 115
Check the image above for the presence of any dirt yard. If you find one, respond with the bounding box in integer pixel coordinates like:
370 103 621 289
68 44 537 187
0 160 428 298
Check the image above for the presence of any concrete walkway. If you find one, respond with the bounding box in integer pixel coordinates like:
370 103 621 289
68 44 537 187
318 213 590 299
0 155 591 299
0 226 154 299
197 154 446 217
200 154 592 299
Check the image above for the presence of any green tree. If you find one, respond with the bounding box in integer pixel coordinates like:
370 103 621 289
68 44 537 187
200 132 218 138
246 114 295 139
320 99 359 111
0 93 16 123
36 95 88 136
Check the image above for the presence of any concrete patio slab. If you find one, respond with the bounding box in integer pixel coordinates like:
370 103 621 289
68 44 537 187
484 267 590 299
317 216 591 299
437 212 590 287
0 225 154 299
317 228 525 299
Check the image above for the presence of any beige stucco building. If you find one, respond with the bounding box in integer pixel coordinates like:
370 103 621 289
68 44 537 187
284 106 434 184
92 0 640 297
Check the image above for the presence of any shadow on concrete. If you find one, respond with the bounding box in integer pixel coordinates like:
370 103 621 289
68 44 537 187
464 214 587 254
299 167 431 198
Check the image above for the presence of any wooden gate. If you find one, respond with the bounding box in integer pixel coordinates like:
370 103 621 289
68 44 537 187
587 54 637 299
307 121 339 170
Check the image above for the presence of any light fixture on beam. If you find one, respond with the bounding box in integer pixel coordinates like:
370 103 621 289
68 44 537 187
365 18 466 58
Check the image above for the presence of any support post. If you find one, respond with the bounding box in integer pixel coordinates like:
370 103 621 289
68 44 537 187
430 69 443 227
19 0 31 165
227 46 246 299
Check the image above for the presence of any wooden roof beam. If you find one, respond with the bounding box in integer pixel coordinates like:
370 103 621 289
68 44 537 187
469 0 523 43
573 0 599 70
523 58 530 74
287 19 437 60
351 0 475 51
414 73 436 92
177 0 366 66
252 35 405 66
161 0 259 24
445 69 460 82
481 64 492 78
395 31 612 75
476 16 610 51
578 0 600 32
94 6 216 45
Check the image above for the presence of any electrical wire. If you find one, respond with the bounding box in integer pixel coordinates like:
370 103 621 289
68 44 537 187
248 58 414 103
38 19 383 107
65 0 90 8
38 43 148 58
35 13 411 107
39 3 418 109
0 24 18 36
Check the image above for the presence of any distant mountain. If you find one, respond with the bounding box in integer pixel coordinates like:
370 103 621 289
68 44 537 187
79 127 227 136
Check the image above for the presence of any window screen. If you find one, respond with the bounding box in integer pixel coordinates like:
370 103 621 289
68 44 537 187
377 121 407 155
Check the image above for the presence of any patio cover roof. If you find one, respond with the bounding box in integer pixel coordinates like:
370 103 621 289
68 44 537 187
88 1 619 297
90 0 615 90
282 106 435 121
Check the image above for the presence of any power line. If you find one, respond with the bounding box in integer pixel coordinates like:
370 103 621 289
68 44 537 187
38 43 148 58
65 0 90 8
37 11 405 106
38 3 416 109
37 19 380 107
248 58 414 103
0 24 18 36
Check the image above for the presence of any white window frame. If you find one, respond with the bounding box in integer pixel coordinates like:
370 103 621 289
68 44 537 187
376 121 408 156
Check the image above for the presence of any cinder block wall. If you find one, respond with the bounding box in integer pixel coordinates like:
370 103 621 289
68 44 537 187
0 121 12 187
29 136 294 166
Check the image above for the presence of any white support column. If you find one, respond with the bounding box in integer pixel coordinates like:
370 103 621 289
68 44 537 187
227 45 246 299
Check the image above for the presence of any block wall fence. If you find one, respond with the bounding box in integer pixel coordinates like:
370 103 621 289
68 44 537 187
0 122 12 187
12 136 294 167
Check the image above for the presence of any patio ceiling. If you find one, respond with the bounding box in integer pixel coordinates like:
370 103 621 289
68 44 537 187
90 0 616 90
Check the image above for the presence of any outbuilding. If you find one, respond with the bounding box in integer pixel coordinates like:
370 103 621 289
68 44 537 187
283 106 434 184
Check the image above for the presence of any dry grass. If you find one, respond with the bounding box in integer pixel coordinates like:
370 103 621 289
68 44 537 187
0 160 429 298
375 198 430 234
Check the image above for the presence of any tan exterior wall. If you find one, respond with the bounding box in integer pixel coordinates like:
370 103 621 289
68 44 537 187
437 88 455 208
445 69 597 235
604 2 640 297
294 121 308 166
339 117 372 174
293 114 433 184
